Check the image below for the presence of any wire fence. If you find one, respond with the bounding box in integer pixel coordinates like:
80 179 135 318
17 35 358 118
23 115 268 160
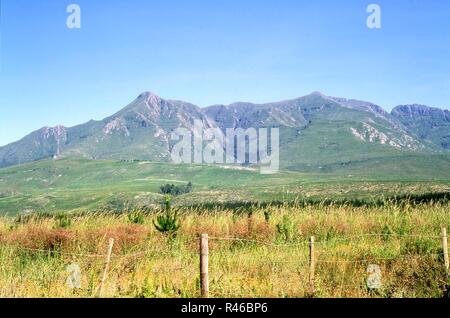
202 228 450 297
0 228 448 297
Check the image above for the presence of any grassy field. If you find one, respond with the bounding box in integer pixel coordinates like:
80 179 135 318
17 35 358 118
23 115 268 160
0 157 449 298
1 157 450 215
0 201 448 298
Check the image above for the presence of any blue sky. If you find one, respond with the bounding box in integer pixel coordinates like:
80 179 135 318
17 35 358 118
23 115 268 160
1 0 449 146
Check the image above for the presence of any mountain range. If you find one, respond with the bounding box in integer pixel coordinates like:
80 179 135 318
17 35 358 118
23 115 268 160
1 91 449 171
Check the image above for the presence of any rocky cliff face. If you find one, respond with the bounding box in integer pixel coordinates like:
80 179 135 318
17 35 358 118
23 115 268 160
391 104 450 149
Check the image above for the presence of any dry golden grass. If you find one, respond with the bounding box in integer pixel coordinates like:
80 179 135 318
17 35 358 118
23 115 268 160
0 202 448 298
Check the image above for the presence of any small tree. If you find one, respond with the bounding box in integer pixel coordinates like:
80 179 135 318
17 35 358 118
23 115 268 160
276 215 296 243
54 212 71 229
264 210 271 224
128 209 145 225
153 195 180 236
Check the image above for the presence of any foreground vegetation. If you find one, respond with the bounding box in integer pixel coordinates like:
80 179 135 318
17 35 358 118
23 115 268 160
0 201 448 298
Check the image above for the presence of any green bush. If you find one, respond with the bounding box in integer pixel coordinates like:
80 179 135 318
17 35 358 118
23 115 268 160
54 212 72 229
128 210 145 225
264 210 271 223
159 182 192 196
153 195 180 235
276 215 296 242
401 238 439 255
380 224 394 242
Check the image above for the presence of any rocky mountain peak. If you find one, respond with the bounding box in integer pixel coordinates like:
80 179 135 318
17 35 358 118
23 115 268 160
309 91 327 97
137 91 160 99
392 104 449 117
136 91 162 108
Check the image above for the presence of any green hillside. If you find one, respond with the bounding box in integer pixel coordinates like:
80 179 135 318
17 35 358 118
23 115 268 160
0 156 449 215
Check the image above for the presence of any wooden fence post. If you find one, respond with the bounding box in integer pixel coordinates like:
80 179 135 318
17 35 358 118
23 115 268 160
200 233 209 298
96 237 114 298
442 227 449 276
309 236 315 295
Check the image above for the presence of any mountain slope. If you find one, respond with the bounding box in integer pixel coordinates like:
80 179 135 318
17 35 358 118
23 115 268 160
391 104 450 150
0 92 221 167
0 125 68 168
205 92 440 170
61 91 221 162
0 91 448 170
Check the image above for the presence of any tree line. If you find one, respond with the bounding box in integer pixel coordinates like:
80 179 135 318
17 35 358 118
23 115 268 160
159 182 193 196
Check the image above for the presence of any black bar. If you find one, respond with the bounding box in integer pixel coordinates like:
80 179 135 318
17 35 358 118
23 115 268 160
1 298 447 317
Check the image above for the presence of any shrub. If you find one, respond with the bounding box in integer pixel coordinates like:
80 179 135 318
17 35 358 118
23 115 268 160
105 199 127 212
128 210 145 225
380 224 394 242
388 256 448 298
276 215 296 242
153 195 180 235
401 238 439 255
264 210 271 223
159 182 193 196
54 213 71 229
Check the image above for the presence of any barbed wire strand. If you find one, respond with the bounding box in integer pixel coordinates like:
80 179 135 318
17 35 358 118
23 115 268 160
6 246 104 258
206 233 442 247
2 230 445 265
315 253 444 264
